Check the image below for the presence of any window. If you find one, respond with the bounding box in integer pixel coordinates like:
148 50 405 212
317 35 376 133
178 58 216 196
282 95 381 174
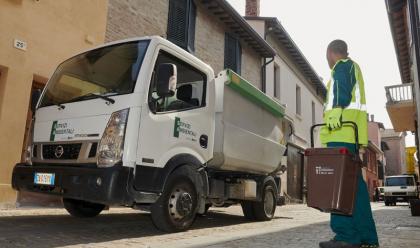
274 64 280 99
296 85 301 115
224 33 242 74
149 51 206 113
311 101 316 125
385 177 415 186
167 0 196 52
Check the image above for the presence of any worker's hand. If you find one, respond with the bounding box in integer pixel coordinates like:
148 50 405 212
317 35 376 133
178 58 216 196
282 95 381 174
326 108 343 129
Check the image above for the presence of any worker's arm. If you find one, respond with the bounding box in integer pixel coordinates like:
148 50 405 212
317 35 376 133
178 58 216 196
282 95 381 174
332 61 356 108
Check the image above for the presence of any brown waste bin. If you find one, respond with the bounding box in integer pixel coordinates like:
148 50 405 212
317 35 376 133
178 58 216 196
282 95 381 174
305 122 361 216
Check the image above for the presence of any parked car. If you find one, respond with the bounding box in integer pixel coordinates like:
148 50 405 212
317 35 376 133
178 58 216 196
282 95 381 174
384 175 419 206
374 186 384 201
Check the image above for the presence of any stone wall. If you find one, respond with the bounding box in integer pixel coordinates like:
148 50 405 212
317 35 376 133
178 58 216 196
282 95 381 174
106 0 262 87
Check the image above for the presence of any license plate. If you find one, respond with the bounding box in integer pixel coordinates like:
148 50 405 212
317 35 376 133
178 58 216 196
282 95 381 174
34 173 55 186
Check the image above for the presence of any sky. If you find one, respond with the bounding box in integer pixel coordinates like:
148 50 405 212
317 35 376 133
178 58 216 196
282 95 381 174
227 0 415 146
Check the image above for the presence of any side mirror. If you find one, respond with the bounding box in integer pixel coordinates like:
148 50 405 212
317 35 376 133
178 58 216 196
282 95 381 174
31 89 42 113
156 63 177 97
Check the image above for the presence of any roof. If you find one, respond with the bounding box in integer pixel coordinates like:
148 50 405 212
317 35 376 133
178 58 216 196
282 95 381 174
381 128 406 138
244 16 327 99
385 0 411 83
199 0 275 58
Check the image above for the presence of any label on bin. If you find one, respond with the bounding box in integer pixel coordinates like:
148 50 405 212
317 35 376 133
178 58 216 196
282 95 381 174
315 166 334 175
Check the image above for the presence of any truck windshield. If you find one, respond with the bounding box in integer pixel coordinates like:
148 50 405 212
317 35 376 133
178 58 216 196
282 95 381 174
39 40 149 107
385 177 415 186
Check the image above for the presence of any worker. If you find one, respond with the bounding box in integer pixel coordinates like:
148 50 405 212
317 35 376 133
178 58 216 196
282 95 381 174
318 40 379 248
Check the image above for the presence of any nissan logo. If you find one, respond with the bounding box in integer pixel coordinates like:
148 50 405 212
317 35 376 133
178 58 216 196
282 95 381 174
54 145 64 158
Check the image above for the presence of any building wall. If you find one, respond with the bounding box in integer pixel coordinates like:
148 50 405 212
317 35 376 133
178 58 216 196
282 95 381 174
106 0 262 88
368 122 381 147
106 0 168 42
264 34 324 148
365 146 379 200
0 0 107 207
383 137 406 176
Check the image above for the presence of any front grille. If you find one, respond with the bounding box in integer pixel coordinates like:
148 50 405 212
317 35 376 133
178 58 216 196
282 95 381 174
392 192 407 196
33 145 38 158
88 142 98 158
42 143 82 160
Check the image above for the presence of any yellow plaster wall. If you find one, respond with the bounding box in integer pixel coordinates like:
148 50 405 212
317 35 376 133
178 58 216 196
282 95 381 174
0 0 107 207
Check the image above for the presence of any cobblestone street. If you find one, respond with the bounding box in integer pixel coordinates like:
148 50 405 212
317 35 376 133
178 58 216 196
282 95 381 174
0 202 418 248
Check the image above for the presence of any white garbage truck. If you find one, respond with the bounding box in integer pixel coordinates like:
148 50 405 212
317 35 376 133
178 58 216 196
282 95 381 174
12 36 289 232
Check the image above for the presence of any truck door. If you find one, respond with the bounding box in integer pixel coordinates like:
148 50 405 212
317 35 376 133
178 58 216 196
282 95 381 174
136 49 214 171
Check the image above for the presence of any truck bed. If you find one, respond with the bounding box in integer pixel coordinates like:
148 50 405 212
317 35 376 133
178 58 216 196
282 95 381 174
208 70 287 175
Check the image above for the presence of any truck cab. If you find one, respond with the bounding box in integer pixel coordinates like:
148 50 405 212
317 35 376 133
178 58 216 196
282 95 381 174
12 36 288 232
384 175 419 206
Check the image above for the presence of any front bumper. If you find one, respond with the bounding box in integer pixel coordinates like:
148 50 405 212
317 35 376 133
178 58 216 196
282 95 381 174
385 194 419 202
12 163 133 205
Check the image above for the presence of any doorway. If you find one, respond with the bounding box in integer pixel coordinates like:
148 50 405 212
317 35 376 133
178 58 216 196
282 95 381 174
286 143 305 202
20 79 45 162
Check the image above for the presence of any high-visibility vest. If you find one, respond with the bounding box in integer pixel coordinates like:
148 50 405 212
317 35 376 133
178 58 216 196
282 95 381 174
320 59 368 146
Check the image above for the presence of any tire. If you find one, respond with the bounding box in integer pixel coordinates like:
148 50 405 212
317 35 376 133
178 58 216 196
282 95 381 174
252 182 277 221
241 201 256 220
63 198 105 218
385 201 390 206
151 175 198 232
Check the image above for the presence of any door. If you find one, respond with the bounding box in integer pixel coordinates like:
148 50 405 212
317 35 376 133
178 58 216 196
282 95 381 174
21 80 45 162
136 49 214 170
287 143 305 201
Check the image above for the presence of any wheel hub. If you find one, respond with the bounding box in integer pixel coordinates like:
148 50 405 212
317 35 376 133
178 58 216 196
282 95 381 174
169 189 193 220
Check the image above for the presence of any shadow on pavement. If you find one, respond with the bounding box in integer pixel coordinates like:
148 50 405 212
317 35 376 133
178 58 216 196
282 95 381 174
205 207 420 248
0 209 249 247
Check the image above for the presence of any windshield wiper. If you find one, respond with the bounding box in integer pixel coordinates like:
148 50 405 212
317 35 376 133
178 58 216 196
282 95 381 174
67 93 116 104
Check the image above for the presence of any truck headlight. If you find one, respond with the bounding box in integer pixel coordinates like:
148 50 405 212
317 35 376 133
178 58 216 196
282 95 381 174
97 109 129 167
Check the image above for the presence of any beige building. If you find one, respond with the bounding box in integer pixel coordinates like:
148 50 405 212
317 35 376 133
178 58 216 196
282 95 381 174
382 129 407 176
0 0 107 207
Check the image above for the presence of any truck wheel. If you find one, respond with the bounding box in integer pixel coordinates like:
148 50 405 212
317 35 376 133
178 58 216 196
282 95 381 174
151 175 198 232
63 198 105 218
252 181 277 221
385 201 390 206
241 201 256 220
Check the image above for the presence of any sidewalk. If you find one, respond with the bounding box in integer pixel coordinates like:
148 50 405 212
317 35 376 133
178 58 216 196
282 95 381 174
0 202 417 247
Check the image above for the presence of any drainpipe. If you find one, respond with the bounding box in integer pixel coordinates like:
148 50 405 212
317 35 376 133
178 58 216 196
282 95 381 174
261 26 275 93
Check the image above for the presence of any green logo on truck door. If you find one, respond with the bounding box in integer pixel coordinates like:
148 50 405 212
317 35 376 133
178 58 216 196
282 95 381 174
174 117 181 138
173 117 196 139
50 121 58 141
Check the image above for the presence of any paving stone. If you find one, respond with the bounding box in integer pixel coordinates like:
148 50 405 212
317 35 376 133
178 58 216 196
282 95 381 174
0 203 417 247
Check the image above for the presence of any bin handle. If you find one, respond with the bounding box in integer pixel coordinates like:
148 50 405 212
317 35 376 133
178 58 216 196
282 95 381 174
310 121 359 152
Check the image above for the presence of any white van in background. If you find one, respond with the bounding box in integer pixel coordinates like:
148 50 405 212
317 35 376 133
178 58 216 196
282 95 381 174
384 175 419 206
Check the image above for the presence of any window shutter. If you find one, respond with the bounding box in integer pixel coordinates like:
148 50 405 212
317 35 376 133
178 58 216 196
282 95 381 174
167 0 196 53
236 40 242 74
187 1 196 52
168 0 188 49
224 33 241 74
